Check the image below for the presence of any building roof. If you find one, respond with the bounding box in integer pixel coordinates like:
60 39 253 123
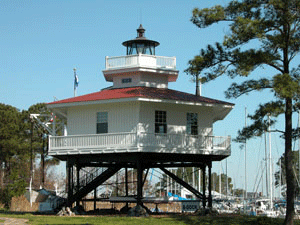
48 86 234 106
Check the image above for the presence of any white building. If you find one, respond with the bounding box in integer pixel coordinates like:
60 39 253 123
47 25 234 210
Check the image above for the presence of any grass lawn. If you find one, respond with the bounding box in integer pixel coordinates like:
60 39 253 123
1 212 300 225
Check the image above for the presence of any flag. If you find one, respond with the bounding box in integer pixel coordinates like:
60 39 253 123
49 113 56 122
74 68 79 89
74 68 79 97
74 73 79 88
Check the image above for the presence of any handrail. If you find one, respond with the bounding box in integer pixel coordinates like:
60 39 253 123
48 132 231 156
74 167 107 195
105 54 176 70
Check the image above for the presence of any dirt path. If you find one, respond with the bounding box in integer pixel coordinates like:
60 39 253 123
0 217 29 225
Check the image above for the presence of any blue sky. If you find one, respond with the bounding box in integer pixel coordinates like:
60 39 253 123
0 0 295 196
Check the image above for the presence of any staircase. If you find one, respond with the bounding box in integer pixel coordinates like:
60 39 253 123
74 167 107 196
54 165 122 209
67 165 122 206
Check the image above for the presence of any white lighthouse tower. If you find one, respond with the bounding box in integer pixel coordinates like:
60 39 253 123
47 25 234 211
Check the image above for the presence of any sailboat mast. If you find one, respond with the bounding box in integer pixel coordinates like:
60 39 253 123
265 132 269 198
244 107 247 212
268 114 273 210
279 159 282 199
219 162 221 197
226 159 228 200
298 111 300 189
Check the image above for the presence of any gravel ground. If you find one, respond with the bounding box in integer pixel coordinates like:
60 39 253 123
0 217 28 225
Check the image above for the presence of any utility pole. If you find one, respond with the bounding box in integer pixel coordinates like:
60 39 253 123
41 133 46 188
30 119 34 206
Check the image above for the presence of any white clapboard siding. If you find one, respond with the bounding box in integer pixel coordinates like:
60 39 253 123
138 102 213 135
67 102 139 135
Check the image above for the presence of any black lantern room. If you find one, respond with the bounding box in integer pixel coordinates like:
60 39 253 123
122 24 160 55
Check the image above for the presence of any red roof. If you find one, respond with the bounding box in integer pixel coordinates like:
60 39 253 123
48 86 234 106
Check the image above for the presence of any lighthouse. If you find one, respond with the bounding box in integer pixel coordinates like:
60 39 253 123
47 25 234 211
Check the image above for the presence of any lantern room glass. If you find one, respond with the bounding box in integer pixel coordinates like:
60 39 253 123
126 43 156 55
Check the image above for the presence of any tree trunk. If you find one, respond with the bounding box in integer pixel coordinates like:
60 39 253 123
0 161 3 189
284 97 295 225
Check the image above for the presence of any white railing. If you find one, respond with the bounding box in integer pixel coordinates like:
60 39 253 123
49 132 230 156
49 132 137 150
105 54 176 70
138 133 230 152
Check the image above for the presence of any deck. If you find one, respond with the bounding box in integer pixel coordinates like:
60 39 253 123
48 132 231 157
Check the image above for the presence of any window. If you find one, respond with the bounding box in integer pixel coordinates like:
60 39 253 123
97 112 108 134
187 113 198 135
155 111 167 134
122 78 132 83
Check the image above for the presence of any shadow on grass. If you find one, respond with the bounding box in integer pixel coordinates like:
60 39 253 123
0 209 56 216
170 214 287 225
0 209 30 215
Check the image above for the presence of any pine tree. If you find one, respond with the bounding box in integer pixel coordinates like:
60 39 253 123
186 1 300 224
0 103 61 207
0 103 28 207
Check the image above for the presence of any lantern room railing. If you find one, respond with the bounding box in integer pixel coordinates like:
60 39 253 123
105 54 176 70
48 132 231 156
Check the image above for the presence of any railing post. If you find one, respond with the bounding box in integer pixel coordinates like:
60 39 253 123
227 136 231 154
105 56 108 69
64 136 67 147
204 136 207 150
137 53 141 67
185 134 188 149
137 131 142 150
173 57 176 68
48 135 51 154
137 123 142 149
